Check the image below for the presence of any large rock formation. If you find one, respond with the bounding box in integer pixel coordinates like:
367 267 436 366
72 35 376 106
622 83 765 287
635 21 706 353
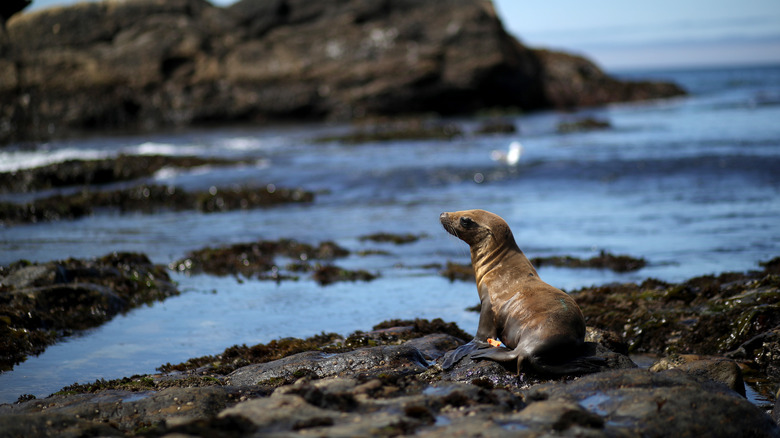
0 0 684 144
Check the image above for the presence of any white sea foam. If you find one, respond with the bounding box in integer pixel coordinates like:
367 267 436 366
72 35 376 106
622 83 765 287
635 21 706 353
0 136 282 173
218 138 263 151
128 142 206 156
0 148 109 172
152 167 181 180
216 136 286 152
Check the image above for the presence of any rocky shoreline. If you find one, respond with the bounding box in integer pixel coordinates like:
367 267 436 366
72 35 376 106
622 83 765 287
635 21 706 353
1 146 779 435
2 250 779 436
0 321 777 437
0 0 685 145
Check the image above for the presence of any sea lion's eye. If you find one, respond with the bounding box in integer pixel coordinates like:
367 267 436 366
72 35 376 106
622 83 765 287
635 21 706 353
460 217 477 229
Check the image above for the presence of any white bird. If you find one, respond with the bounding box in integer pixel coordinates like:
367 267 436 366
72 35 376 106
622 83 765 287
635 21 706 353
490 140 523 166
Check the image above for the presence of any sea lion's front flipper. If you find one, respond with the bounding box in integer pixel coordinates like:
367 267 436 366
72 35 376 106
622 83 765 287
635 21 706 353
441 339 489 369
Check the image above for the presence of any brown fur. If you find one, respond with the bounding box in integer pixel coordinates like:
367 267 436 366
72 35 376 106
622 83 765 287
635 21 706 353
440 209 600 374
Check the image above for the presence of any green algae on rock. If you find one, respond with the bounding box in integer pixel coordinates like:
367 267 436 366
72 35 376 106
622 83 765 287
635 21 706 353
359 233 426 245
572 259 780 381
440 251 646 282
0 252 179 371
170 238 375 285
532 251 647 272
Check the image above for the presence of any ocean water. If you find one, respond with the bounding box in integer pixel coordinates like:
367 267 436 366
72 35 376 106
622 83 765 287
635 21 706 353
1 64 779 403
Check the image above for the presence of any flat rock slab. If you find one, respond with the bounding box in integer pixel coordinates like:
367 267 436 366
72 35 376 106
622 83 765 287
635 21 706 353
521 368 779 438
2 343 778 437
227 343 430 387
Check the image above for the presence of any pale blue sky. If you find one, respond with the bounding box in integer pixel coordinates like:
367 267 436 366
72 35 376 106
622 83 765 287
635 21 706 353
28 0 780 70
493 0 780 70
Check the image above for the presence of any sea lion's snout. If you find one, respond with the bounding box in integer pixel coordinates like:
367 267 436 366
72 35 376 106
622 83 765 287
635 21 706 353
440 212 455 235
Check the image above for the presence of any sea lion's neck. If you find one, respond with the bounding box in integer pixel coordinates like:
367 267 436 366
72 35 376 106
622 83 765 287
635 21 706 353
471 240 537 288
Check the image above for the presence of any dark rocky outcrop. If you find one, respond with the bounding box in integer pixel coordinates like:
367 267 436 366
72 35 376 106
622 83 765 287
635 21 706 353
0 0 684 144
1 321 776 437
0 154 254 193
170 238 379 285
0 183 314 226
533 250 647 272
572 260 780 373
0 0 30 28
440 250 647 281
0 252 179 371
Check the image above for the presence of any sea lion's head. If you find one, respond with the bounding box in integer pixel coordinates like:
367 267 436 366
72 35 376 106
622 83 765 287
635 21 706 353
439 209 514 250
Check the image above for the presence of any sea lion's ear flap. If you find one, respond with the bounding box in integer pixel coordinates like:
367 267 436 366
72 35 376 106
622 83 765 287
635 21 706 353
495 223 513 244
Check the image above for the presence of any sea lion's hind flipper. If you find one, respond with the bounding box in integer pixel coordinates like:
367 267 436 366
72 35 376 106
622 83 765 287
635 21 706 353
469 344 519 362
441 339 489 370
530 355 607 375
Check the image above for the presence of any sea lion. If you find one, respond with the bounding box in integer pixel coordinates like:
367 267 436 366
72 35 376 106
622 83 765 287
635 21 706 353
440 209 603 374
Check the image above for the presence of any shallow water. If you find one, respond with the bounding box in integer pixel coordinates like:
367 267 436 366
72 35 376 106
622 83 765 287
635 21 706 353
1 64 779 403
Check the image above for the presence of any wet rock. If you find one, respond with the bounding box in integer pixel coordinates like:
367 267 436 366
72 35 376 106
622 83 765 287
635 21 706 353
227 344 430 387
0 252 178 371
523 368 779 438
436 354 526 388
312 264 378 286
650 354 746 396
0 386 236 436
0 183 314 226
158 332 345 376
761 257 780 275
359 232 426 245
511 400 605 432
531 250 647 272
169 238 374 285
0 154 254 193
440 250 646 282
585 326 630 356
370 318 471 344
440 261 475 282
572 264 780 387
218 394 341 434
556 117 612 134
2 318 777 437
474 119 517 135
0 411 119 438
1 0 683 144
317 120 462 144
218 390 427 437
158 318 466 377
